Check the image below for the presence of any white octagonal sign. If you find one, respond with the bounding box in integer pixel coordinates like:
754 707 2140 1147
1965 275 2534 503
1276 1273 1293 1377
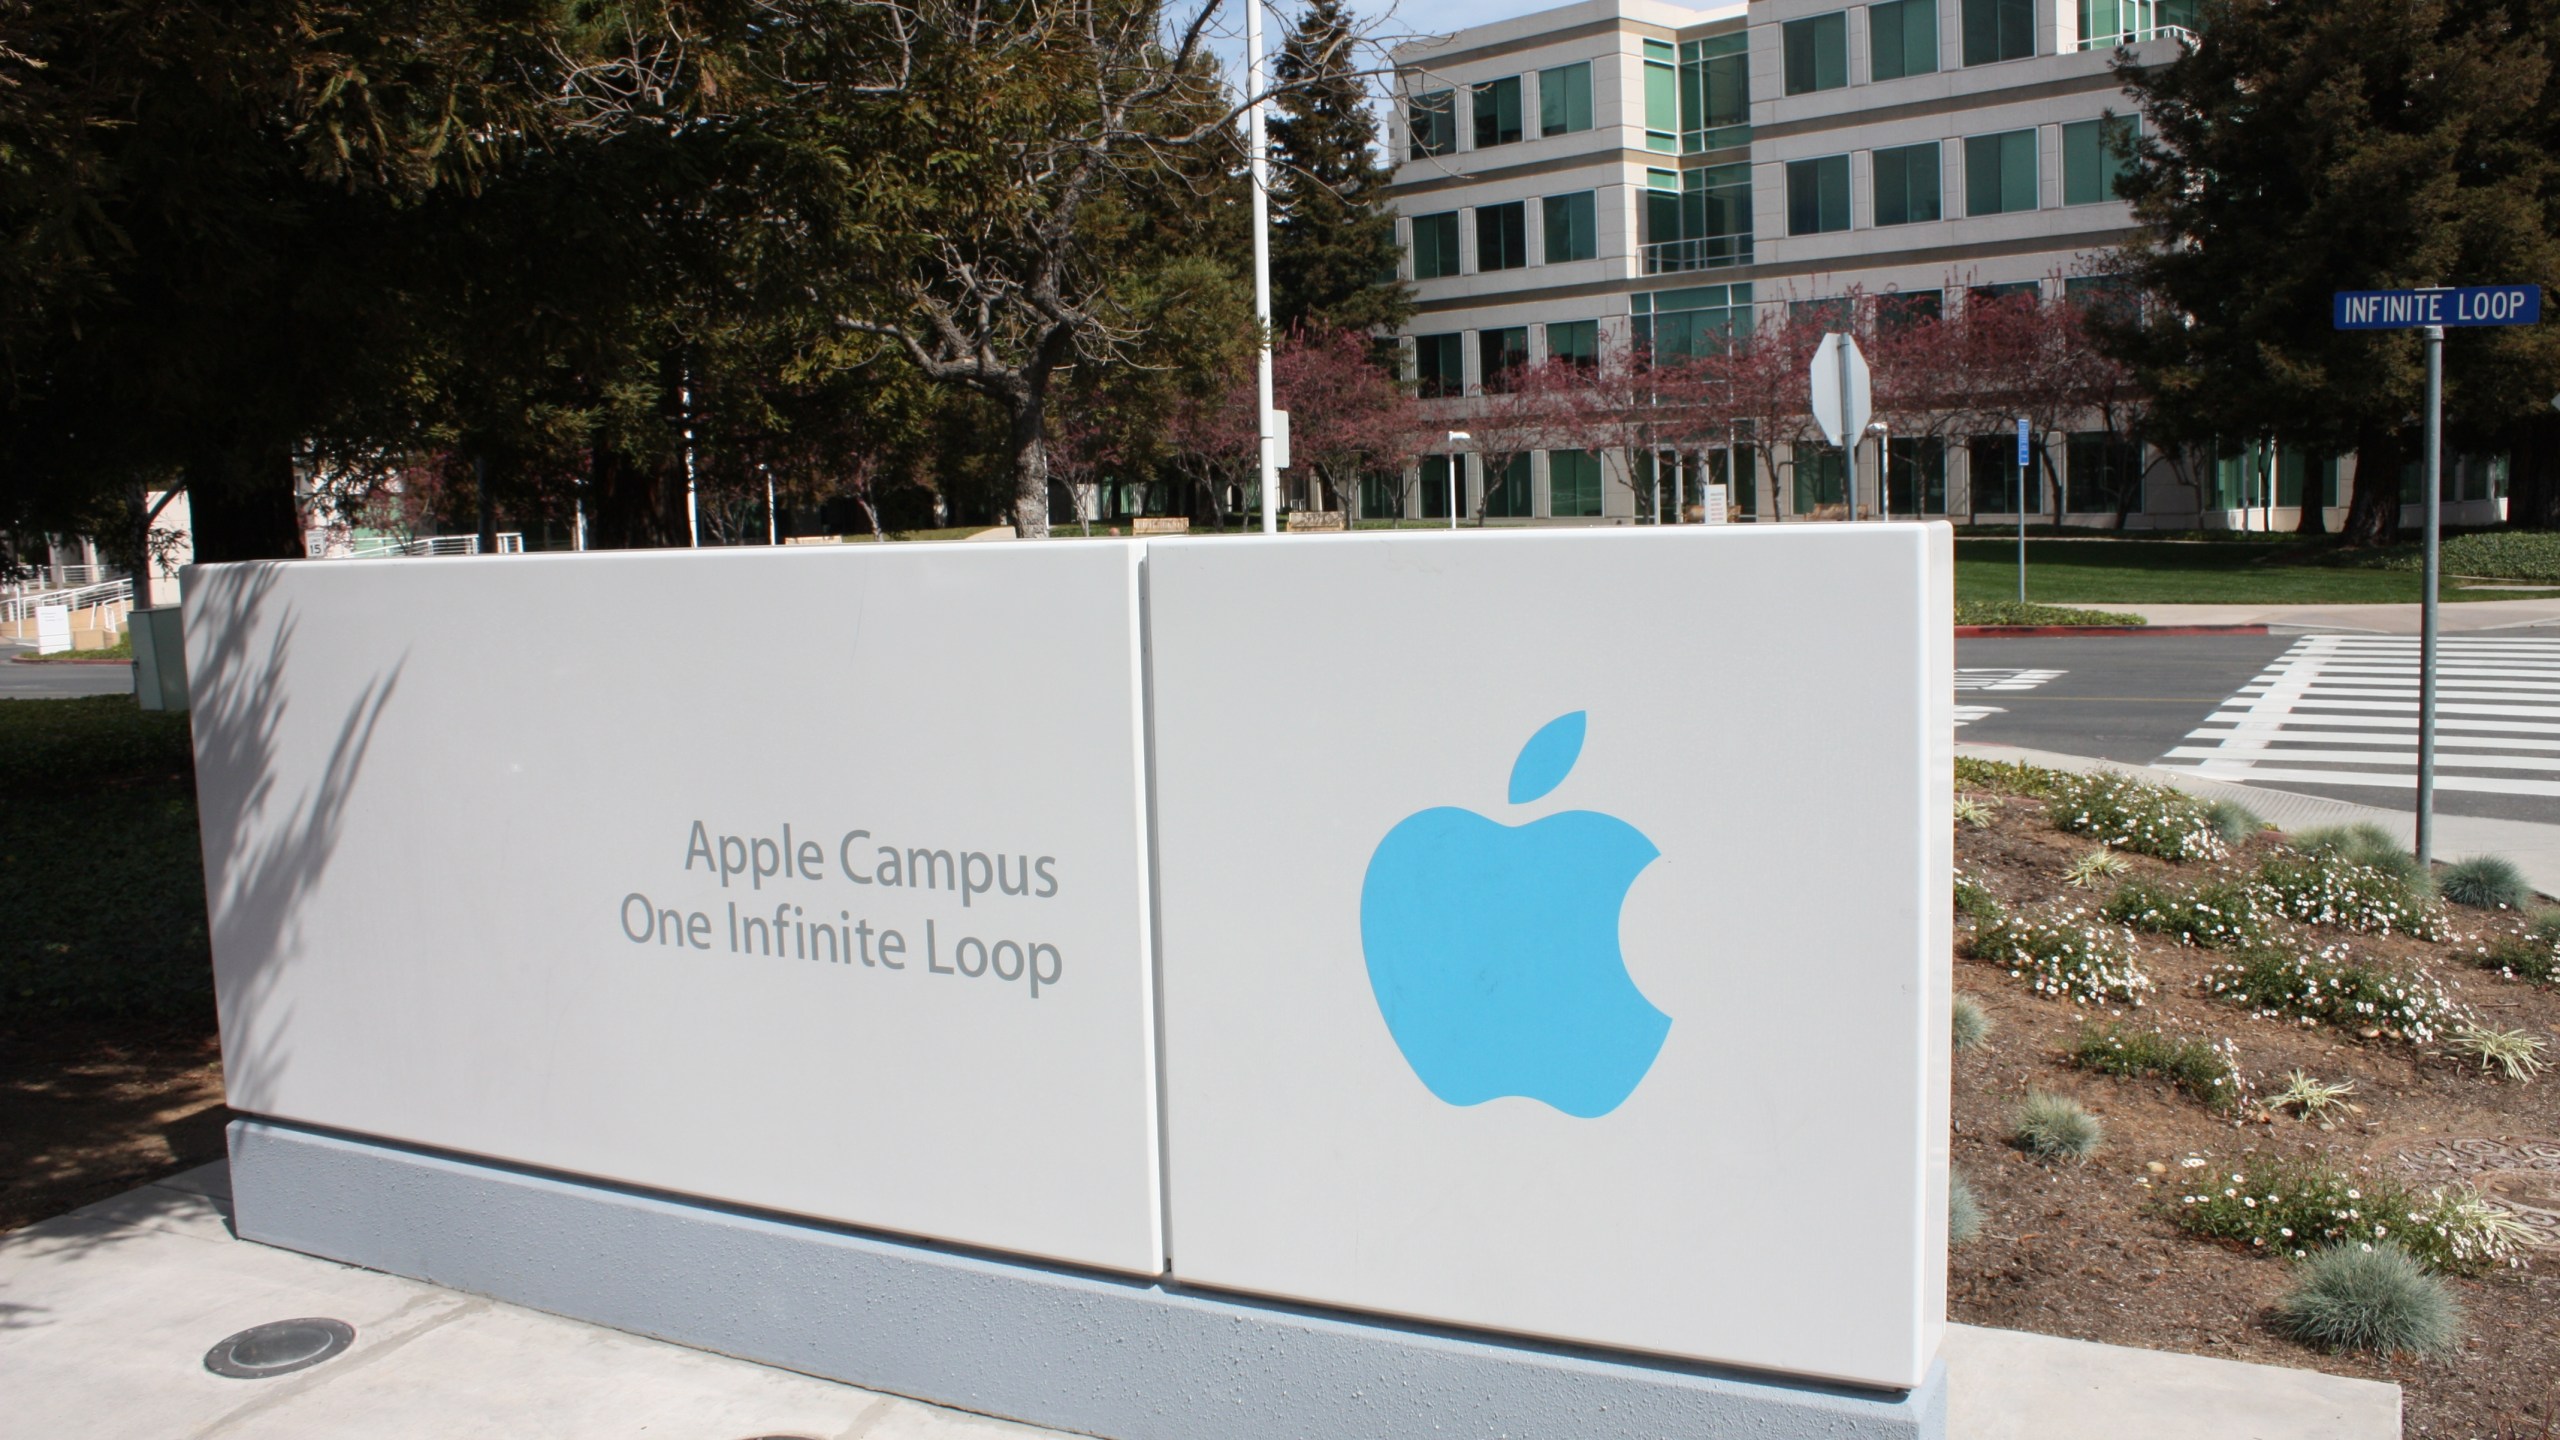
187 542 1164 1274
1146 526 1953 1390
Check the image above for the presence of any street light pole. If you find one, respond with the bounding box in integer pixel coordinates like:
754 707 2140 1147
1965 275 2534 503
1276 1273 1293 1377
1445 431 1471 530
1247 0 1278 536
1869 420 1890 518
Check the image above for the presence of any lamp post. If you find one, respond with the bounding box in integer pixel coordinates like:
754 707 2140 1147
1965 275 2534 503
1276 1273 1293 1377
1445 431 1471 530
1246 0 1278 535
1868 419 1890 519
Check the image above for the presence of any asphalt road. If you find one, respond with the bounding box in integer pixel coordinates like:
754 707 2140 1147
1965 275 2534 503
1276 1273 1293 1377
0 641 135 700
1957 633 2557 825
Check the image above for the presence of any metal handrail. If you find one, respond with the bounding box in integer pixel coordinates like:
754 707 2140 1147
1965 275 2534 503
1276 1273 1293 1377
1 577 131 624
1641 237 1751 276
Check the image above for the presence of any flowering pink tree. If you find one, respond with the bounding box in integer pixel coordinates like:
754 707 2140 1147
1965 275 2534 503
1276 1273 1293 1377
1272 327 1422 523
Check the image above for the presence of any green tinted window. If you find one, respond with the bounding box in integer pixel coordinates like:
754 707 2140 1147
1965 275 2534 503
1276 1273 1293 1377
1644 44 1679 151
1476 201 1528 271
1546 319 1599 366
1483 453 1532 517
1542 192 1597 263
2061 116 2135 204
1471 76 1523 148
1962 0 2035 64
1411 212 1461 278
1414 334 1464 397
1965 129 2038 215
1873 142 1941 225
1870 0 1938 79
1539 62 1593 136
1409 90 1455 158
1787 155 1852 235
1478 327 1528 391
1783 12 1850 94
1549 450 1604 516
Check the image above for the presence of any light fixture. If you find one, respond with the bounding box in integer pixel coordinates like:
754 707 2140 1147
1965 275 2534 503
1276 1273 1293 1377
203 1318 354 1379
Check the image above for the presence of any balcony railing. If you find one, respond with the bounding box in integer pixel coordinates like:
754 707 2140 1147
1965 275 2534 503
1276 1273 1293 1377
1641 236 1751 276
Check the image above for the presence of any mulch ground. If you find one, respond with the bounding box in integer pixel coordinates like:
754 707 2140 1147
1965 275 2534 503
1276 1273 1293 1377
0 1018 229 1235
1952 791 2560 1437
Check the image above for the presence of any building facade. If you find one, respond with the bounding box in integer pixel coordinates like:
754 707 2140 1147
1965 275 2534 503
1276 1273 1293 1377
1384 0 2510 529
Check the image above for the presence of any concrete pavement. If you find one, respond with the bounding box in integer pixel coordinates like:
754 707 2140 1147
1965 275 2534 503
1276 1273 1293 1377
0 1160 2400 1440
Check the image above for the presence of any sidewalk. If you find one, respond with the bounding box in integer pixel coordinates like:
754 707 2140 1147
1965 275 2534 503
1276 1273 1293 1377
2121 598 2560 634
0 1162 2400 1440
1960 740 2560 900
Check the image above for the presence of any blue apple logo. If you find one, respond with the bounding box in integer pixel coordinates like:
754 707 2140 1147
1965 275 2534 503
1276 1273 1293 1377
1359 712 1670 1119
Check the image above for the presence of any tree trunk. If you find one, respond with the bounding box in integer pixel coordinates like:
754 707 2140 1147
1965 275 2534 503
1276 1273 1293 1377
475 455 497 555
2505 411 2560 530
2339 423 2405 548
1008 400 1052 539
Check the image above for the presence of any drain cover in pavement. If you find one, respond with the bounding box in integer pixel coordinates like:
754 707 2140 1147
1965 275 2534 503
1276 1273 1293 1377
2394 1137 2560 1252
203 1318 355 1379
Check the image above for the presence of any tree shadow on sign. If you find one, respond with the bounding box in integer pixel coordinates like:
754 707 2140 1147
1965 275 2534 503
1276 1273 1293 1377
187 563 404 1124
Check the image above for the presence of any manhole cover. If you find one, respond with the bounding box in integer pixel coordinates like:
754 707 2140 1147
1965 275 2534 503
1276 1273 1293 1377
2394 1137 2560 1252
203 1317 355 1379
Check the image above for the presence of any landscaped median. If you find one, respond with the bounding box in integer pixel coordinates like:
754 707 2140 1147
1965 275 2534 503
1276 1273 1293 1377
1948 757 2558 1435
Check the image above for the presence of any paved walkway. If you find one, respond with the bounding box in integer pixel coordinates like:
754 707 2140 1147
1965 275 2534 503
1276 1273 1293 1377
1962 739 2560 900
2125 598 2560 634
0 1162 2399 1440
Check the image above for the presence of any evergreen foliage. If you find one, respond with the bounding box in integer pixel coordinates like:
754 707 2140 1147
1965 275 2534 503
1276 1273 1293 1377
1269 0 1413 334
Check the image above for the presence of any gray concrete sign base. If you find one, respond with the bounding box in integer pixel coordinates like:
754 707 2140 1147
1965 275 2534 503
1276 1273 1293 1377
228 1118 1946 1440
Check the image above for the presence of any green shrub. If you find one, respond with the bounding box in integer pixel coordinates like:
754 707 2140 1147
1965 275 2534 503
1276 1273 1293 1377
2172 1155 2527 1275
1949 1170 1983 1245
2289 823 2428 892
2014 1090 2104 1160
1953 870 2004 926
2205 798 2266 845
2102 874 2275 951
2254 851 2444 940
2068 1024 2240 1109
2443 530 2560 583
1952 996 1993 1052
2472 929 2560 983
2439 854 2532 911
2205 944 2462 1045
1975 907 2154 1006
2276 1243 2462 1357
1954 757 2060 796
2044 771 2228 862
1955 599 2145 627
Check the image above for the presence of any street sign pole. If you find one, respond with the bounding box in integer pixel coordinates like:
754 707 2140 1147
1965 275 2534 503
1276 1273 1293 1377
2015 418 2030 602
1839 338 1858 522
2419 324 2443 869
2332 284 2541 873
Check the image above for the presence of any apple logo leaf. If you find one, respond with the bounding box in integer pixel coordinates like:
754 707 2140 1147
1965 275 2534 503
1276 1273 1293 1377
1507 711 1587 805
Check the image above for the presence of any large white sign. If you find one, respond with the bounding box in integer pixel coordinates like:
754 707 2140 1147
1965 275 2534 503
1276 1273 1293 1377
1145 527 1952 1390
186 543 1165 1274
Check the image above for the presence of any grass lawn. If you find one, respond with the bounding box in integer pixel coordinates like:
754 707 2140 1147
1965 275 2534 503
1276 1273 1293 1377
1955 537 2498 605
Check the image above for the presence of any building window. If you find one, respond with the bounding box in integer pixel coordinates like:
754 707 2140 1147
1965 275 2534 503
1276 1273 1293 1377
1969 279 2041 308
2080 0 2197 50
1539 61 1593 136
1408 90 1456 159
1632 283 1754 359
1969 433 2040 512
1471 76 1523 148
1419 454 1463 518
2067 432 2142 513
1547 319 1600 368
1643 165 1752 271
1962 0 2036 65
1476 201 1528 271
1479 326 1529 392
1483 453 1532 517
1787 155 1852 235
2062 115 2137 204
1869 0 1939 80
1872 141 1941 225
1965 129 2039 215
1644 39 1679 152
1361 471 1406 519
1681 33 1751 151
1542 191 1598 263
1549 450 1604 516
1790 296 1853 329
1794 445 1847 514
1414 333 1464 398
1783 12 1850 95
1885 436 1947 514
1410 212 1461 279
1877 288 1943 332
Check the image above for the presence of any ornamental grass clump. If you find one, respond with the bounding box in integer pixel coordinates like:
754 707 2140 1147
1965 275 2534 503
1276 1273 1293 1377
2275 1242 2462 1358
2254 850 2444 940
2102 874 2275 951
2205 798 2266 845
2205 944 2463 1046
2067 1024 2241 1109
1975 907 2153 1006
2043 771 2227 862
2013 1090 2104 1161
2172 1156 2528 1274
1949 1170 1983 1245
1951 995 1994 1052
1952 795 1995 829
2439 854 2533 911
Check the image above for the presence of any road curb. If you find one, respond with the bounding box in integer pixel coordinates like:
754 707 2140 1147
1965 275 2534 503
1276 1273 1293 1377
1954 624 2270 638
8 654 131 665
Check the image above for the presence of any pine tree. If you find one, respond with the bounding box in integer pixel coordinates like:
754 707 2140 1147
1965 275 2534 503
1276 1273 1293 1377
1268 0 1413 335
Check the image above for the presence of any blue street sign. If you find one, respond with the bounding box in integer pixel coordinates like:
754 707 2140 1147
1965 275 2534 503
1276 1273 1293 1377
2334 285 2541 330
2015 418 2029 467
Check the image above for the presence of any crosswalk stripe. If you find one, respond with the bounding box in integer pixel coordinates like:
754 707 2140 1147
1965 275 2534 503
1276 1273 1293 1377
2156 635 2560 799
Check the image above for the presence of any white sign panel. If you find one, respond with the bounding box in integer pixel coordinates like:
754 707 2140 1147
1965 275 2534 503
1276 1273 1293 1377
185 543 1164 1274
1704 483 1730 525
1810 331 1872 447
1146 528 1952 1389
35 603 70 654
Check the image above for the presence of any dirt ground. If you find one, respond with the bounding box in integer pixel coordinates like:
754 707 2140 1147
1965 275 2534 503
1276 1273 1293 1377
0 1018 229 1235
1952 789 2560 1438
